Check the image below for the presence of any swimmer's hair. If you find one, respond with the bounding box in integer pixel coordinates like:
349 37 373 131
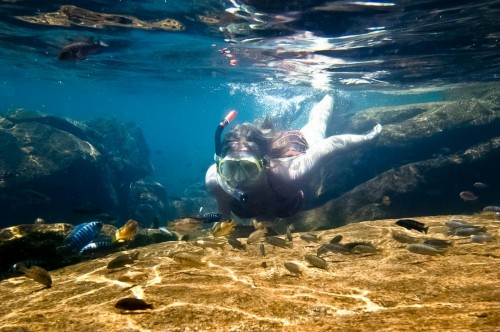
221 121 276 158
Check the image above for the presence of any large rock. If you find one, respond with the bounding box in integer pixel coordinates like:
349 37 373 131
297 92 500 228
0 215 497 331
0 109 153 227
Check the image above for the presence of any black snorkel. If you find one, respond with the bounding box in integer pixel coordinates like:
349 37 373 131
214 110 248 203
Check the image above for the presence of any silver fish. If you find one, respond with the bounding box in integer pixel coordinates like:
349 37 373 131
247 229 266 245
317 243 350 256
265 236 293 249
300 233 320 243
284 262 302 277
392 231 420 244
407 244 446 256
470 233 495 243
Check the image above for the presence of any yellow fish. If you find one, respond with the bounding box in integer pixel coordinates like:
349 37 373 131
211 220 236 237
113 219 138 243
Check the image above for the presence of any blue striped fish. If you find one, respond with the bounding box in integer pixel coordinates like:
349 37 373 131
79 237 112 255
57 221 103 255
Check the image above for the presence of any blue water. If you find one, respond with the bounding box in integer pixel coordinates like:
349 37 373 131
0 0 498 196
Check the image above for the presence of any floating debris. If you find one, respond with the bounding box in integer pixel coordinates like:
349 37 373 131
227 237 246 251
284 262 302 277
259 243 266 256
423 238 452 249
247 229 267 245
304 255 327 269
172 252 206 268
407 244 446 256
265 236 293 249
115 298 153 311
14 263 52 287
391 230 420 244
211 220 236 237
57 221 103 255
329 235 343 244
300 233 320 243
107 252 140 269
113 219 138 243
460 191 478 201
395 219 429 234
470 233 496 243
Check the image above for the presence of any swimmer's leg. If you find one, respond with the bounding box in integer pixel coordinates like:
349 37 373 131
300 95 334 147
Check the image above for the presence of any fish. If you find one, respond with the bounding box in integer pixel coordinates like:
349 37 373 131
445 220 472 229
192 238 225 249
259 243 266 256
22 189 51 204
265 236 293 249
107 252 140 269
452 226 487 236
14 263 52 287
395 219 429 234
115 298 153 311
188 212 222 223
79 237 113 255
348 243 379 254
407 244 446 256
423 238 452 249
459 191 478 201
57 221 103 255
300 233 320 243
168 218 203 233
483 206 500 212
113 219 138 243
34 218 45 224
470 233 495 243
211 220 236 237
59 39 109 61
247 229 267 245
304 255 327 269
227 237 246 251
118 270 148 283
329 235 343 244
382 195 392 206
172 252 206 268
317 243 350 256
391 231 420 244
472 182 489 189
286 224 294 242
284 262 302 277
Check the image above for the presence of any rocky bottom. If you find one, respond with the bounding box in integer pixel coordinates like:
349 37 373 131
0 215 498 332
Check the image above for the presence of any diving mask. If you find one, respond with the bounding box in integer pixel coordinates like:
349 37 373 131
217 156 264 183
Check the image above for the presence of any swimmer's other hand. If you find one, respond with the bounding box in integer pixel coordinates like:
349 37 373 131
366 124 382 140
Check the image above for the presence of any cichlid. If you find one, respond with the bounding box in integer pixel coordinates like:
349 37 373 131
247 229 267 245
265 236 293 249
395 219 429 234
391 230 420 244
423 238 452 248
59 38 109 61
284 262 302 277
14 263 52 287
304 255 327 269
57 221 103 255
407 243 446 256
113 219 139 243
107 252 140 269
192 238 225 249
317 243 350 256
329 235 343 244
79 237 112 255
211 220 236 237
300 233 320 243
227 237 246 251
115 298 153 311
172 252 206 268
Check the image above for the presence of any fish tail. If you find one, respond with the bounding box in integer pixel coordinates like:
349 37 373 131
424 226 429 234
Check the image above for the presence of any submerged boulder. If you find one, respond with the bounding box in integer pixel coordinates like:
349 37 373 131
294 92 500 230
0 109 153 227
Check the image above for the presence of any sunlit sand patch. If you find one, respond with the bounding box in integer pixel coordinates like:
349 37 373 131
207 263 256 287
144 263 162 287
131 286 144 299
165 301 292 326
126 318 152 332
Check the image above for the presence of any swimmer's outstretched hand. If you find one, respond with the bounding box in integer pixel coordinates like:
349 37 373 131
365 123 382 140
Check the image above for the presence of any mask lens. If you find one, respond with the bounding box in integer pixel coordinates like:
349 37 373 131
240 160 260 180
219 160 237 180
218 158 262 182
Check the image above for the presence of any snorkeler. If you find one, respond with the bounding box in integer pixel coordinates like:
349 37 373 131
205 95 382 220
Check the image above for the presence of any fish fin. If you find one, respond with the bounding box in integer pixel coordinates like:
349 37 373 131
424 226 429 234
99 40 109 47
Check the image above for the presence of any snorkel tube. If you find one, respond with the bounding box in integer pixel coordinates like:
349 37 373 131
214 110 248 203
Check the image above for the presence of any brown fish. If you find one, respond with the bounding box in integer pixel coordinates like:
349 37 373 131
227 237 246 251
211 220 236 237
265 236 293 249
172 252 206 268
115 298 153 311
59 39 108 61
15 263 52 287
304 255 327 269
168 218 203 233
284 262 302 277
107 252 140 269
247 229 267 245
300 233 320 243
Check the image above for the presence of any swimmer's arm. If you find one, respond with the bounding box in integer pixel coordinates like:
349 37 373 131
288 124 382 180
205 164 232 218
